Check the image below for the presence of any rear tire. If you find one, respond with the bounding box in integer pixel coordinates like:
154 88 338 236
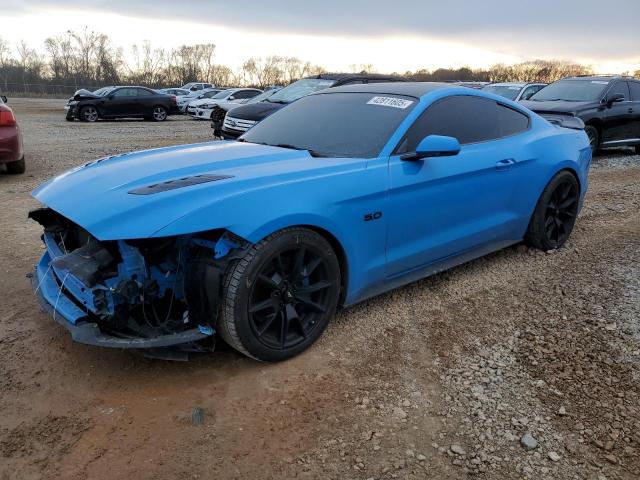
151 106 168 122
584 125 599 152
525 171 580 251
219 228 341 361
5 157 25 174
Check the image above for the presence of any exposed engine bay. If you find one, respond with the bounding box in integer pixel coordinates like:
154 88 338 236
29 207 247 359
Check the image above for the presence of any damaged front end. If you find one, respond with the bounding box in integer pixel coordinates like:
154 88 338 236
29 207 247 358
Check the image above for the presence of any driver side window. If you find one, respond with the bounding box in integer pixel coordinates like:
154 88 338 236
396 96 499 153
395 95 530 154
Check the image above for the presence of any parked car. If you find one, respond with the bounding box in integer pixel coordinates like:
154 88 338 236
211 88 282 136
482 82 547 101
189 88 262 119
180 82 214 92
520 75 640 152
219 73 407 139
453 81 491 90
0 95 25 174
176 88 223 113
66 86 179 122
157 88 191 96
30 82 591 361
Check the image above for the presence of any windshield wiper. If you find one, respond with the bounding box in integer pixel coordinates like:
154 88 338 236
275 144 327 158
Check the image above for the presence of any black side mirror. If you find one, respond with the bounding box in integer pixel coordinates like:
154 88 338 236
0 95 7 103
607 93 625 105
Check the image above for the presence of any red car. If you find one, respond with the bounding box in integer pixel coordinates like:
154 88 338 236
0 95 25 174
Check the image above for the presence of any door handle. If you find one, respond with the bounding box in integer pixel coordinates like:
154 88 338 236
495 158 515 171
629 108 634 114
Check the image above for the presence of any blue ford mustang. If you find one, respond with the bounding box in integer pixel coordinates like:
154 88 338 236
30 83 591 361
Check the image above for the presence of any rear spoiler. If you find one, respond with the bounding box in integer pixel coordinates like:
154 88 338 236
539 113 585 130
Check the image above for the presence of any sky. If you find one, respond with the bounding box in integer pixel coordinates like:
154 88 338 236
1 0 639 74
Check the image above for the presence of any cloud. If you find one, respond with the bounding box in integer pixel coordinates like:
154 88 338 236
4 0 640 62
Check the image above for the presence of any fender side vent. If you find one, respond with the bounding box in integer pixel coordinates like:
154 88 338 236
128 174 233 195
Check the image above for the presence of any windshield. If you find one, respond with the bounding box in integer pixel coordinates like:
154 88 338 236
211 89 233 100
530 79 608 102
266 78 336 104
92 87 111 96
246 89 279 104
481 85 522 100
241 92 417 158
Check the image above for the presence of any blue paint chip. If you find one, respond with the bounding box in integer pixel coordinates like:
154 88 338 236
198 325 214 336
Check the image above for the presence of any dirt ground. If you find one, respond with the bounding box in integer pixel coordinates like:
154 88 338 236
0 98 639 480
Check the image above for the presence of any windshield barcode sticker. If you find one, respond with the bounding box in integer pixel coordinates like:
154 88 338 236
367 96 413 109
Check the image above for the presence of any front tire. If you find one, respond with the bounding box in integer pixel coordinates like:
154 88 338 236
79 105 99 122
219 228 341 361
525 171 580 251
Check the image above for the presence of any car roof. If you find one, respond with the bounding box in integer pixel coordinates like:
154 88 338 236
313 81 451 98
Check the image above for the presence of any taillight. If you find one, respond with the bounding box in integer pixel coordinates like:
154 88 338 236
0 105 17 126
170 95 177 104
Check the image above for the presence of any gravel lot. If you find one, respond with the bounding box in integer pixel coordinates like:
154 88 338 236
1 98 639 480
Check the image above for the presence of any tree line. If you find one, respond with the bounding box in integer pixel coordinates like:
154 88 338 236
0 29 636 96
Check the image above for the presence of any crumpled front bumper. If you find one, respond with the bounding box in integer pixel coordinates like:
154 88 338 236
32 252 213 349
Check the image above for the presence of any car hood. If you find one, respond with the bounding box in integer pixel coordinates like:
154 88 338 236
32 141 363 241
519 99 593 114
225 101 284 121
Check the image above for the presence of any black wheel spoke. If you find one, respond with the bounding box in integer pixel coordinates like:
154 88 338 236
559 197 576 209
295 297 327 313
291 247 306 281
258 274 280 290
249 298 276 314
256 311 279 337
274 254 287 278
302 257 322 277
296 280 332 295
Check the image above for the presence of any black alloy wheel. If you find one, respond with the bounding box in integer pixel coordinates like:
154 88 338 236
219 228 341 361
525 171 580 251
248 247 334 351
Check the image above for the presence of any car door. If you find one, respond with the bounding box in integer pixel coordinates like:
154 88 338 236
105 88 137 116
601 81 633 144
134 88 155 114
627 81 640 141
386 95 532 276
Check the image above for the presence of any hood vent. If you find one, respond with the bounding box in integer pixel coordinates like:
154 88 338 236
128 174 233 195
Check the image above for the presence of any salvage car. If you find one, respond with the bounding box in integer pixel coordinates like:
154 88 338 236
219 73 406 139
187 88 262 118
30 83 591 361
521 75 640 152
0 95 25 174
66 86 179 122
482 82 547 101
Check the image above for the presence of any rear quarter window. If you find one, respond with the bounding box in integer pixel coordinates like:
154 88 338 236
497 104 530 137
